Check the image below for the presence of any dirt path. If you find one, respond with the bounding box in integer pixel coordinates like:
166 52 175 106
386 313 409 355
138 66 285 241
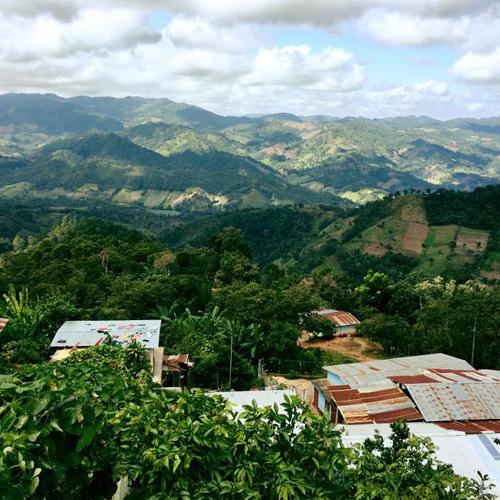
299 335 382 362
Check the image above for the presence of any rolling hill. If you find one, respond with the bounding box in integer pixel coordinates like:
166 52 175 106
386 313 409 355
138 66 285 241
0 133 341 212
164 185 500 281
1 93 500 206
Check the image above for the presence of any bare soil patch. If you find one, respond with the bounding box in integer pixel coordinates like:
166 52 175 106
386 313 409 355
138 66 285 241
480 270 500 281
402 222 428 254
300 335 382 362
364 243 387 256
456 228 489 255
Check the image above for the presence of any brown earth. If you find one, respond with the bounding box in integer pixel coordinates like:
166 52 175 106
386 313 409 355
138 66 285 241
364 243 387 256
299 335 383 362
402 222 428 254
480 270 500 281
456 228 489 255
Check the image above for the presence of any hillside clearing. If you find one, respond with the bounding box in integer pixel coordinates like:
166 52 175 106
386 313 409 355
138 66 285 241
300 336 383 362
402 222 429 254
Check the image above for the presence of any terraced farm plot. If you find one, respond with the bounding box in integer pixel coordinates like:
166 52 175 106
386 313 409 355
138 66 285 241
364 243 387 256
455 227 489 256
402 222 428 254
479 250 500 281
358 216 408 254
418 225 458 273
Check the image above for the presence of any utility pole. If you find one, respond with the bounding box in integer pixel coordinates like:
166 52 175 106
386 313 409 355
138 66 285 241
228 331 233 390
471 315 477 367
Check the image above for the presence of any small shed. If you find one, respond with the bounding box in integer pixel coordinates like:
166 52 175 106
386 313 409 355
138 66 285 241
50 320 164 383
312 309 361 336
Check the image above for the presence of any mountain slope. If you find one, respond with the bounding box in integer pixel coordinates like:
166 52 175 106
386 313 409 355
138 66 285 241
0 133 342 212
1 93 500 204
165 186 500 280
0 93 122 134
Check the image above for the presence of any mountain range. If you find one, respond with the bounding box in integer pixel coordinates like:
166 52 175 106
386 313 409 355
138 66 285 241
1 93 500 212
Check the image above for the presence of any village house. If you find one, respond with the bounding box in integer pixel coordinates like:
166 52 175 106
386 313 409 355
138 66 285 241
49 320 165 383
312 308 361 336
311 353 500 494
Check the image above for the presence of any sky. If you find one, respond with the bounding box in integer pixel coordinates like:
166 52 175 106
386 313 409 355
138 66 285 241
1 0 499 118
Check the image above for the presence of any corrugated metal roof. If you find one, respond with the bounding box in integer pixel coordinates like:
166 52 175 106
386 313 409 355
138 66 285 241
314 380 422 424
436 421 500 434
0 318 9 333
479 369 500 379
324 353 474 387
50 320 161 348
391 368 500 385
313 309 361 327
406 383 500 422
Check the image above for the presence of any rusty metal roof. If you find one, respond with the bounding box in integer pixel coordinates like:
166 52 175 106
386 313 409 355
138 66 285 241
435 420 500 434
0 318 9 334
314 379 422 424
391 369 500 385
406 383 500 422
324 353 474 387
313 309 361 327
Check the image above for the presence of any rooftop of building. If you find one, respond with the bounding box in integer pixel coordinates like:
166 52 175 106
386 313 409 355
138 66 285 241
323 353 474 387
50 320 161 348
312 309 361 327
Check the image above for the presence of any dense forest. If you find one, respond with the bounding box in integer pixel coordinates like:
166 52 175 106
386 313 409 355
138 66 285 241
0 188 499 497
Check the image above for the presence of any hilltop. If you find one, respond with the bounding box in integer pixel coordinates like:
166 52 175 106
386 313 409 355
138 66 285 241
1 94 500 209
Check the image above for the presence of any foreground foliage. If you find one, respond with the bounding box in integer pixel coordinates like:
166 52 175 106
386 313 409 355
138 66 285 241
0 346 494 499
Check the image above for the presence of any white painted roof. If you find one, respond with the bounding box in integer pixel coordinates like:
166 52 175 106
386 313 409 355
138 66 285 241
50 320 161 348
209 390 294 413
341 423 500 495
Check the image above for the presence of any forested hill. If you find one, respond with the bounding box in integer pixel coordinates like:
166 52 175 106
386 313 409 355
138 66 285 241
0 132 341 211
0 188 498 497
2 93 500 207
165 185 500 280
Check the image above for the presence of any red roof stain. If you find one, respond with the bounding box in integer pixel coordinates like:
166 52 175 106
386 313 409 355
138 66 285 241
371 407 423 423
390 375 439 384
322 383 422 425
436 420 500 434
389 368 500 385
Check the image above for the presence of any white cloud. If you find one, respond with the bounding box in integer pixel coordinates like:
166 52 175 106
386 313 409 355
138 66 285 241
165 16 261 53
243 46 365 91
358 11 469 47
413 80 449 96
357 5 500 51
451 49 500 85
0 9 159 62
0 1 499 118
